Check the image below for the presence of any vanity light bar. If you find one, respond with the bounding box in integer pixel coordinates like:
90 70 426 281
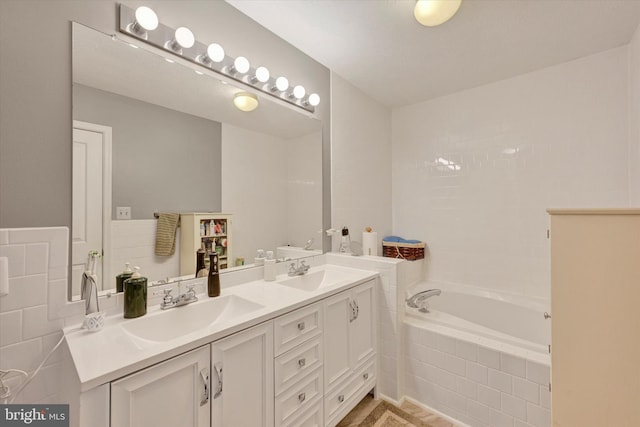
118 4 319 113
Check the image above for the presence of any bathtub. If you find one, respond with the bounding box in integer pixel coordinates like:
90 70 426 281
403 282 551 426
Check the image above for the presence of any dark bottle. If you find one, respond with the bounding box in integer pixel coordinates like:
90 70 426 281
123 266 147 318
196 248 207 278
115 262 133 293
208 253 221 297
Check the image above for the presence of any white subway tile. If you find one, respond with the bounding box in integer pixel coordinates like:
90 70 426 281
526 361 550 385
477 384 501 409
513 377 540 404
539 385 550 409
0 338 42 371
436 334 457 354
431 366 457 390
9 228 68 268
447 391 467 413
514 420 535 427
444 353 466 376
489 369 512 393
47 279 84 320
381 355 395 375
25 244 48 275
501 353 526 377
491 409 515 427
502 393 527 420
468 400 491 424
467 361 488 384
0 310 22 346
455 339 477 361
0 230 8 245
424 347 446 369
42 332 66 366
456 376 477 399
526 403 551 427
0 275 47 312
48 266 67 281
22 305 64 340
478 346 500 369
0 244 26 277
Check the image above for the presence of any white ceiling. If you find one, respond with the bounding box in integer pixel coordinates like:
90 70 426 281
227 0 640 108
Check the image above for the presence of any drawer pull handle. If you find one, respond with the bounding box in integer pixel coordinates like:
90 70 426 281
297 321 305 331
298 358 306 368
338 395 345 403
363 373 369 380
298 392 306 403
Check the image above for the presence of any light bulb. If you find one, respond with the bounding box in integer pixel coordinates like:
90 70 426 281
234 56 250 74
308 93 321 106
293 85 306 99
255 66 270 83
135 6 158 31
207 43 225 62
233 92 258 112
175 27 195 48
414 0 462 27
275 76 289 92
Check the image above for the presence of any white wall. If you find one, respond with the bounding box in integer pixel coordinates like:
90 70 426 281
392 47 631 300
331 73 393 252
629 23 640 205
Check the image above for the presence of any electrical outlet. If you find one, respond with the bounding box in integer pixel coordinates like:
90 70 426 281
117 206 131 220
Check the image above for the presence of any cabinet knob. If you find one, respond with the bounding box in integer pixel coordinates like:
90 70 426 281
298 358 306 368
297 321 305 331
338 395 345 403
298 392 306 403
363 372 369 380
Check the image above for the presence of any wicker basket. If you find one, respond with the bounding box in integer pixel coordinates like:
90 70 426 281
382 241 425 260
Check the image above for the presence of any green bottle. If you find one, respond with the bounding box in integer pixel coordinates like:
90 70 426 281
115 262 133 293
123 266 147 318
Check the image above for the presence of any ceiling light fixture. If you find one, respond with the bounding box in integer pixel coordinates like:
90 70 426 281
234 92 259 112
414 0 462 27
119 4 319 112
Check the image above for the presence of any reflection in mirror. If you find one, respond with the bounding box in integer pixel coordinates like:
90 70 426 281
71 23 323 299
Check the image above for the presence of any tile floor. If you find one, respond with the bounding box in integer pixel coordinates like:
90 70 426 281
337 394 454 427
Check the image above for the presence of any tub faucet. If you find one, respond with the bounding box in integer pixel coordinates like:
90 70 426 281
406 289 441 313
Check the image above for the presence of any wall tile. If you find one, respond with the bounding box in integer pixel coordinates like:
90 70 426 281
526 361 550 385
468 400 491 424
513 377 540 404
466 361 488 385
501 393 527 420
455 339 477 361
25 244 48 275
489 369 512 393
477 384 501 410
0 245 27 278
0 230 8 245
0 310 22 346
501 353 526 377
444 354 466 376
0 274 47 312
491 409 515 427
526 403 551 427
478 346 500 369
22 305 65 340
456 376 477 399
0 338 42 372
539 385 550 409
436 334 456 355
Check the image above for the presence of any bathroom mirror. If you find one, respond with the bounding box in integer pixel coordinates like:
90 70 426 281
71 23 323 298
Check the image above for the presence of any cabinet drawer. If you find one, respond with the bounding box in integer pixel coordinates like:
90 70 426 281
275 336 323 395
324 357 376 426
281 398 323 427
274 303 322 356
275 366 323 426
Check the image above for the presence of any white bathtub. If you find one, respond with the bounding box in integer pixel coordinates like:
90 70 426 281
403 281 551 427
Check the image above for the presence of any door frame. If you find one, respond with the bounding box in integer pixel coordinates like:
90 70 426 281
73 120 113 293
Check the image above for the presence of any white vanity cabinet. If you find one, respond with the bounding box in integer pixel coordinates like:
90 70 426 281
211 321 274 427
323 280 376 427
110 345 210 427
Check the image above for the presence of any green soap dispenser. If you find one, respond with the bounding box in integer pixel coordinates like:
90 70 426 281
115 262 133 293
123 266 147 318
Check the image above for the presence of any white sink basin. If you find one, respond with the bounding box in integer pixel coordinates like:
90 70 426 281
121 295 263 343
276 267 362 292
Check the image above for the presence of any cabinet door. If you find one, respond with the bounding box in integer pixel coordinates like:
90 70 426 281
323 291 352 392
211 321 274 427
111 346 210 427
350 280 376 369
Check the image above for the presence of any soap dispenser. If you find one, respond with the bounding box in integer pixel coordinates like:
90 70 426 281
208 252 221 297
115 262 133 293
123 266 147 318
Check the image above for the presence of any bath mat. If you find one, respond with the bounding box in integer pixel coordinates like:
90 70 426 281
356 400 436 427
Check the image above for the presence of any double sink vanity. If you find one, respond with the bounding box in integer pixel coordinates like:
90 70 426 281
65 262 379 427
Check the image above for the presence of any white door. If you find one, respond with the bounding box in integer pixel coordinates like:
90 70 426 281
211 321 274 427
72 122 111 296
111 345 210 427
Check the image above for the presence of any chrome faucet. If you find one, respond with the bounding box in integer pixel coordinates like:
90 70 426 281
406 289 441 313
288 260 310 276
160 285 198 310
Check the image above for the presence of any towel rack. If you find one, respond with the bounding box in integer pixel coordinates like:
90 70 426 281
153 212 181 226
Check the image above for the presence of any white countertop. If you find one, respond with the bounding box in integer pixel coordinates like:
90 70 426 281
64 264 378 392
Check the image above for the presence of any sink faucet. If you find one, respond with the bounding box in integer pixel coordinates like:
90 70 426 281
288 260 310 277
406 289 441 313
160 285 198 310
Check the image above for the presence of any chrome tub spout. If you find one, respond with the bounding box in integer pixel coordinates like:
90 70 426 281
406 289 441 313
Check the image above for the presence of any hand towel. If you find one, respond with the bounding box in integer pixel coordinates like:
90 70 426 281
155 213 180 256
